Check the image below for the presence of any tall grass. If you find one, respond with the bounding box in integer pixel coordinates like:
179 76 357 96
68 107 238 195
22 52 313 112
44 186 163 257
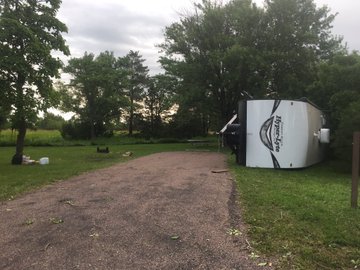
0 129 217 146
0 129 64 146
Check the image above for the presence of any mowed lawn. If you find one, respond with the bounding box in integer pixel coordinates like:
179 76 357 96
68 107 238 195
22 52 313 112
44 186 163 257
0 144 208 200
230 159 360 269
1 137 359 269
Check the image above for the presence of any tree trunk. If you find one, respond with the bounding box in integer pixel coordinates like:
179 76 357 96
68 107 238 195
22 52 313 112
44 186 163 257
201 114 209 136
12 71 26 165
90 120 96 143
12 117 26 165
87 93 97 143
128 98 134 136
150 109 154 136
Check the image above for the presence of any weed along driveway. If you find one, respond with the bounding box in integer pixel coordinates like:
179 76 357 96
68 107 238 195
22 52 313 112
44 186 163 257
0 152 265 270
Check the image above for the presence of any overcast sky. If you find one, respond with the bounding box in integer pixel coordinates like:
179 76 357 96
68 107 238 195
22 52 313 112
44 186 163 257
57 0 360 75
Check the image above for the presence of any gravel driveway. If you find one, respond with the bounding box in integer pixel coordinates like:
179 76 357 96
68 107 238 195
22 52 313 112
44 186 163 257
0 152 267 270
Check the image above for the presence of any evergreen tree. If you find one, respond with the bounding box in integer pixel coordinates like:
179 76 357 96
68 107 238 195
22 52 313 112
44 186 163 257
123 51 149 136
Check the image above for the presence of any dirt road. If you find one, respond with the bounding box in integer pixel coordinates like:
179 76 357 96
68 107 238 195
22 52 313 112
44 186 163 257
0 152 265 269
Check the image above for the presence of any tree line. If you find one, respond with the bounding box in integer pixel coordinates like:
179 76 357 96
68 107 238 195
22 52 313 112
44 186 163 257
58 50 177 140
1 0 359 164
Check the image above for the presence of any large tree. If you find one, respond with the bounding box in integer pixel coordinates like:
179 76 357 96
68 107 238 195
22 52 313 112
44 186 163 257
0 94 10 129
160 0 342 127
144 74 176 136
308 53 360 162
62 51 127 140
122 50 149 136
262 0 343 98
160 0 267 127
0 0 69 163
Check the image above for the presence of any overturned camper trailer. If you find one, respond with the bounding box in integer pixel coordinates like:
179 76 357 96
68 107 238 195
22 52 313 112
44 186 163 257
220 99 330 169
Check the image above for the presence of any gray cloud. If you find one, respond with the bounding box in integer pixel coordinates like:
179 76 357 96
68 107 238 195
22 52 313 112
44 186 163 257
323 0 360 52
57 0 360 77
58 0 181 74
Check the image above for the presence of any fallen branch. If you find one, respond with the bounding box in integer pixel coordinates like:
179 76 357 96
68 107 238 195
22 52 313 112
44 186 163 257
211 169 228 173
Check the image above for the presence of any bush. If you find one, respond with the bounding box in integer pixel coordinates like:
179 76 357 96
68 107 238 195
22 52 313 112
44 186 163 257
332 100 360 164
165 118 205 138
36 112 65 130
61 120 113 140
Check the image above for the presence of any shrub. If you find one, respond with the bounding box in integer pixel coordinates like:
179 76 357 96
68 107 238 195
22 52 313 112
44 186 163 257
36 112 65 130
61 120 113 140
332 100 360 165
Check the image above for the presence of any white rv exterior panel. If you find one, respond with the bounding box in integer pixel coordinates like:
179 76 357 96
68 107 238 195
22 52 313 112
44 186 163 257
246 100 326 169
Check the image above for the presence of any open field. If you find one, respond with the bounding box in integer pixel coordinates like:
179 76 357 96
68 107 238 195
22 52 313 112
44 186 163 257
0 129 218 146
230 159 360 269
0 143 217 200
0 129 64 146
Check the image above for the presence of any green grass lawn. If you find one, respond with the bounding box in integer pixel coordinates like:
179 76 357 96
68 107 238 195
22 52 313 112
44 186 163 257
230 159 360 269
1 134 359 269
0 143 217 200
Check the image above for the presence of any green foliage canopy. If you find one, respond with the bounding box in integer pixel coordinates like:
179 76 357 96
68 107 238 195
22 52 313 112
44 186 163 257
122 50 149 136
263 0 343 98
62 51 127 139
0 0 69 159
309 53 360 162
0 0 69 123
36 112 65 130
144 74 176 136
160 0 343 127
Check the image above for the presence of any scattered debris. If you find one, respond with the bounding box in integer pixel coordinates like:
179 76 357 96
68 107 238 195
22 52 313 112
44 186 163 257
39 157 49 165
122 151 132 157
24 219 34 226
282 251 292 258
49 217 64 224
65 200 75 206
211 169 228 173
90 233 99 238
11 154 49 165
23 155 37 165
170 235 180 240
249 252 260 259
44 243 51 251
59 198 75 205
258 262 267 267
97 147 109 153
351 259 360 269
245 238 252 250
227 228 242 236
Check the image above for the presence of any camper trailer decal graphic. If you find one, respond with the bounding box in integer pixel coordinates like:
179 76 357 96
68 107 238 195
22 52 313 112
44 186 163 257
271 100 281 115
259 100 284 168
273 116 283 152
259 115 284 152
270 153 280 168
259 116 274 151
